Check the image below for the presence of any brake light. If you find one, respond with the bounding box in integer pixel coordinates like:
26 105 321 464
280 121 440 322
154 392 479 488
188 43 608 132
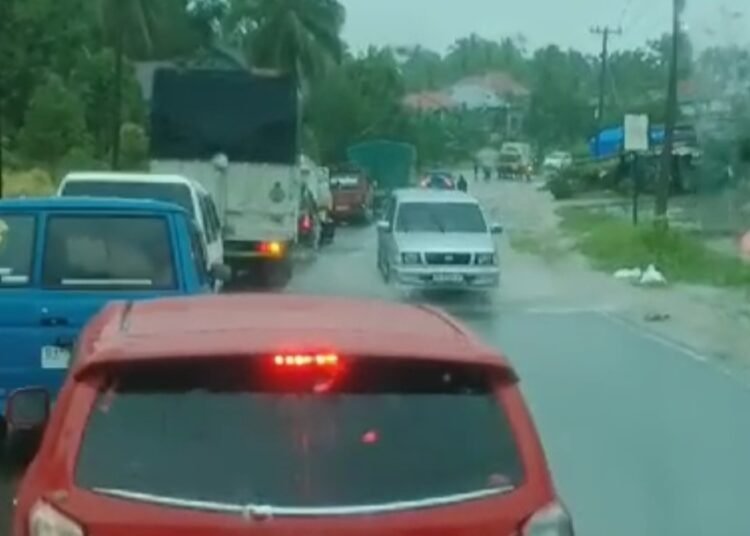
273 354 339 368
29 501 83 536
301 214 312 231
259 241 283 256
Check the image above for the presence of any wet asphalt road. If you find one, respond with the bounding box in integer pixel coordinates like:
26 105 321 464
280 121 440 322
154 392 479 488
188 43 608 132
290 223 750 536
3 223 750 536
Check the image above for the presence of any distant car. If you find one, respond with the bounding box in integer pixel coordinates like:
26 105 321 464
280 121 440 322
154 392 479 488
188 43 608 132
376 189 503 291
420 171 456 190
11 293 572 536
542 151 573 173
0 197 228 452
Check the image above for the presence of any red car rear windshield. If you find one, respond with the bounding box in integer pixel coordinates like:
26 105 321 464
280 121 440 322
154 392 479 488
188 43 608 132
75 359 523 511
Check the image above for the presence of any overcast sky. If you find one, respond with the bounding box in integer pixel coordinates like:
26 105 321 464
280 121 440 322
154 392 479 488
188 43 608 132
340 0 748 55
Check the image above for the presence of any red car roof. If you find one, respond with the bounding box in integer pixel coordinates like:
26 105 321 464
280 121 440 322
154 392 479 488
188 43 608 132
77 294 511 375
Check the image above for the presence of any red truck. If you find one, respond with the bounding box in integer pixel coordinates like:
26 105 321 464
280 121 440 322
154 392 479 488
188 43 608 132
330 168 373 224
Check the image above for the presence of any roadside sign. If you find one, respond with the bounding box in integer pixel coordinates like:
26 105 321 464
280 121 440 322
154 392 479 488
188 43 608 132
624 114 649 152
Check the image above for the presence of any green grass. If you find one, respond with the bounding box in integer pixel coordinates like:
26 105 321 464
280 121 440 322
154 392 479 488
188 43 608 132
558 207 750 287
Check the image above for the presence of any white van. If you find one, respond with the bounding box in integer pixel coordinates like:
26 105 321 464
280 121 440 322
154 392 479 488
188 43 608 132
57 172 224 271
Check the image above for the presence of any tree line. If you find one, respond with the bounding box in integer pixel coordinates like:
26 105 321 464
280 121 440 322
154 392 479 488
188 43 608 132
1 0 747 183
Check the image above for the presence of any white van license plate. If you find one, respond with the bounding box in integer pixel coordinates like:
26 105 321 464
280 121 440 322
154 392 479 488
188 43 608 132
433 274 464 284
41 346 71 370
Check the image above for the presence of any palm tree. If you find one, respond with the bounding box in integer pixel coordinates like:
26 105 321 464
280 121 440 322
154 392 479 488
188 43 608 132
99 0 158 169
240 0 346 85
100 0 197 169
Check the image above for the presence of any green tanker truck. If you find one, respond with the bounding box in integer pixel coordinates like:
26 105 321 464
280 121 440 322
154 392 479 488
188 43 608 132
346 140 417 212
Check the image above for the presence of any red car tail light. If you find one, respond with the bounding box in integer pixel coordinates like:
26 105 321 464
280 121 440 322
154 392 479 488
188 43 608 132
521 502 575 536
272 353 339 368
29 501 84 536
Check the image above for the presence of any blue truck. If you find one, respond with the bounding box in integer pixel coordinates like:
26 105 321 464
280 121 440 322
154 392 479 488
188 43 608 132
0 196 224 440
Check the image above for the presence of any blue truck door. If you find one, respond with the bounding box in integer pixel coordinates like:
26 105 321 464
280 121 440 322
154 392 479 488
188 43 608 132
33 211 186 397
0 213 45 415
0 210 189 417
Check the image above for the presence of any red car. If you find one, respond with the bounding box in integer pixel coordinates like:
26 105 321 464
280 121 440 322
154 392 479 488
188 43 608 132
330 173 373 223
10 294 573 536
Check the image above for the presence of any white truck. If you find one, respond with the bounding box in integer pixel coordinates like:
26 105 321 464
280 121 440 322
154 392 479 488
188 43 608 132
149 68 302 287
498 142 534 180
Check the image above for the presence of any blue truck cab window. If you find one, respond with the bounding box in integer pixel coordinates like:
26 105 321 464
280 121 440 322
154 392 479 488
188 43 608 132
0 215 36 287
42 215 177 290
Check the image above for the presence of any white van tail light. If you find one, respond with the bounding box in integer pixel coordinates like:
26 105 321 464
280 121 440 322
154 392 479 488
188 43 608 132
29 501 84 536
522 502 574 536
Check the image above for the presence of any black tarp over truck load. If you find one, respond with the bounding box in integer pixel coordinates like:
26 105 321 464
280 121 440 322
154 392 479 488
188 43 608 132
149 69 301 289
150 69 299 164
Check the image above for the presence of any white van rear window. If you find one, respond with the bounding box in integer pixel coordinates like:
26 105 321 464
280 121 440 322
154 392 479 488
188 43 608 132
62 181 194 216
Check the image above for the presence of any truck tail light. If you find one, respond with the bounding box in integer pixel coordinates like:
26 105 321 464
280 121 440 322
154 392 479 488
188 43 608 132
521 502 574 536
259 241 283 256
29 501 84 536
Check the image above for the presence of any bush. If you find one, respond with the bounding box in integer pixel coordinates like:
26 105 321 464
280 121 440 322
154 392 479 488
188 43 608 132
17 75 89 167
2 168 56 198
548 176 574 199
58 146 105 177
119 123 149 170
1 146 22 171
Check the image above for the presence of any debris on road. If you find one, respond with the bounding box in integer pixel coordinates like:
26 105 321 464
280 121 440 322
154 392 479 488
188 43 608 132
640 264 668 286
644 311 672 322
613 265 667 286
614 267 643 281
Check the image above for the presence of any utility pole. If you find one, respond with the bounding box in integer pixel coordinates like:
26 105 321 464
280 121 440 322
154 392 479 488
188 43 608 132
654 0 685 227
0 94 4 199
590 25 622 157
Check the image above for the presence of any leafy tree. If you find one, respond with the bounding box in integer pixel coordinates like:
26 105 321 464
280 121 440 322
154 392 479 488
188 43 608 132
70 49 146 159
238 0 346 83
99 0 197 169
526 46 595 150
99 0 154 169
396 46 445 91
18 75 90 169
443 34 528 83
307 47 410 164
0 0 97 140
647 31 694 82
